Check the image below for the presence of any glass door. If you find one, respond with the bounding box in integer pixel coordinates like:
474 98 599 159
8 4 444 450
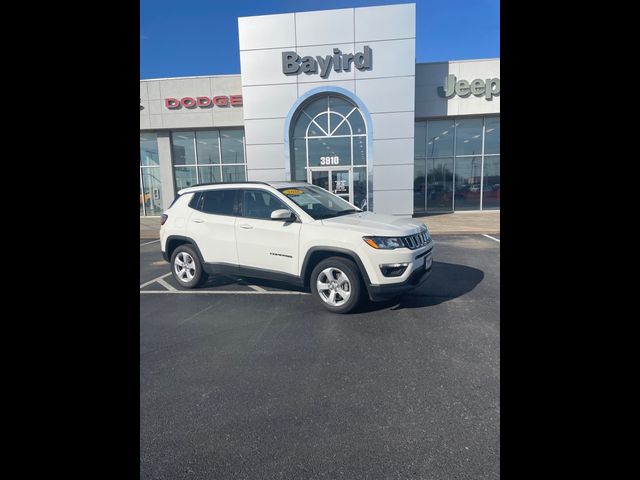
309 168 353 204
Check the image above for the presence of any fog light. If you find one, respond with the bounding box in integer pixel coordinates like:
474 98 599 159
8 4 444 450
380 263 409 277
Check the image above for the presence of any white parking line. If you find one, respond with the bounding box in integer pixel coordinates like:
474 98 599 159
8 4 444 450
156 278 177 292
140 272 171 289
140 239 160 246
140 290 309 295
482 234 500 243
246 284 267 292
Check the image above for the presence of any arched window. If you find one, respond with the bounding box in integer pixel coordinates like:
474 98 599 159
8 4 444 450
290 94 368 210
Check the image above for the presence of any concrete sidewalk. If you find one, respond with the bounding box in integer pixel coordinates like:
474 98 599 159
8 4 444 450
141 211 499 239
415 211 500 235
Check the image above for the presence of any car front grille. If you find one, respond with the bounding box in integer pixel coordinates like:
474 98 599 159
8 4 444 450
402 231 431 250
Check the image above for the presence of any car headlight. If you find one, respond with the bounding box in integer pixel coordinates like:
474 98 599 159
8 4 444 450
363 236 404 249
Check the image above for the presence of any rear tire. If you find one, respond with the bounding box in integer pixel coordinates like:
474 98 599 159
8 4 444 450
170 244 208 288
310 257 363 314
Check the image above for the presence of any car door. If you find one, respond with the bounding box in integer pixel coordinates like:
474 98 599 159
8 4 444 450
186 189 240 269
235 189 301 277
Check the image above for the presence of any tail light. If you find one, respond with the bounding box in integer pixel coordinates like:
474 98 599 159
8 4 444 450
160 214 168 225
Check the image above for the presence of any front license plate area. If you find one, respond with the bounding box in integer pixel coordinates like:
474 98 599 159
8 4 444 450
424 254 433 270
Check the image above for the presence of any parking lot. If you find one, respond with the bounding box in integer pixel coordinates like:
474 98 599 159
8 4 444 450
140 234 500 479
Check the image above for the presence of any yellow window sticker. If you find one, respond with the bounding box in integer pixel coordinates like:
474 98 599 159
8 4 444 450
282 189 304 195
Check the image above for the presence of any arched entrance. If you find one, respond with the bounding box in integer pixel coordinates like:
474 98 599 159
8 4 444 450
288 93 369 210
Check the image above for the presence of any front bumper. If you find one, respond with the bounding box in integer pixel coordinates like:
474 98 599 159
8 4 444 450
367 262 432 301
365 241 434 301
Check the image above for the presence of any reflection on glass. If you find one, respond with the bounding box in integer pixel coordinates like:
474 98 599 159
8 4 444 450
426 119 455 157
198 166 221 184
292 138 306 181
414 122 426 158
353 167 367 210
195 130 220 164
484 117 500 155
347 109 366 134
141 168 163 216
333 171 350 196
329 96 354 117
174 166 197 191
311 170 329 190
454 157 482 210
413 159 426 213
482 155 500 210
307 137 350 167
220 129 245 164
426 157 454 213
222 165 246 182
140 133 159 166
353 136 366 166
140 184 144 216
455 118 483 156
172 132 196 165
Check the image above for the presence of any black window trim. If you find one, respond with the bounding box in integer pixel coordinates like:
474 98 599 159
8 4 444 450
188 188 242 217
239 188 299 222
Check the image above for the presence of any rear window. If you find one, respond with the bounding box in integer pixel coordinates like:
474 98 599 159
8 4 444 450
194 189 240 216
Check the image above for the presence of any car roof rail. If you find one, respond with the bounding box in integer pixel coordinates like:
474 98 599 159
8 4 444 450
189 181 272 188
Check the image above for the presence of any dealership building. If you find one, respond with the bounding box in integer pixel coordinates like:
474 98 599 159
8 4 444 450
140 2 500 217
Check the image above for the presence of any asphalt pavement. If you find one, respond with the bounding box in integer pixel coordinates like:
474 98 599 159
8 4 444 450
140 234 500 479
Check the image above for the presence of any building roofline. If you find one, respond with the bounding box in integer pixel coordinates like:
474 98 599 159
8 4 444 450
416 58 499 66
140 73 241 82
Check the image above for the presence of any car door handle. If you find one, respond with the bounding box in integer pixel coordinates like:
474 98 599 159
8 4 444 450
192 218 204 223
239 224 253 229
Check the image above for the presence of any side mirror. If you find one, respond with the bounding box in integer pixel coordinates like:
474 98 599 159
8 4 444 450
270 209 295 221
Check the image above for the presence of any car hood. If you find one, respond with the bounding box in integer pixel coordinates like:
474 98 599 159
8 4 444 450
320 212 428 236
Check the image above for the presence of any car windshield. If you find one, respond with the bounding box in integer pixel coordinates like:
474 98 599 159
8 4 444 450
278 185 360 220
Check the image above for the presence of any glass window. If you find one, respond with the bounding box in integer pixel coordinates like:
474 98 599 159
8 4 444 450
289 94 368 210
332 115 352 136
310 113 329 136
242 190 289 220
353 167 368 210
414 159 426 213
307 137 350 167
198 165 221 184
292 138 306 181
222 165 246 182
482 155 500 210
353 136 366 166
414 122 426 158
172 132 196 165
303 97 328 122
220 129 245 164
278 185 356 220
140 183 144 216
484 117 500 155
329 96 354 117
426 119 455 157
455 118 483 156
347 110 366 135
140 133 159 166
174 166 197 191
141 168 163 216
426 157 454 213
196 130 220 165
293 111 310 138
454 157 482 210
200 189 240 216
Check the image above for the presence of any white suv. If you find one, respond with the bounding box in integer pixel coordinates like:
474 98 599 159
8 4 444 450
160 181 433 313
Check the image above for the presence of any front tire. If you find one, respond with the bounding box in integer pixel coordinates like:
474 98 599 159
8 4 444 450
170 244 208 288
310 257 363 314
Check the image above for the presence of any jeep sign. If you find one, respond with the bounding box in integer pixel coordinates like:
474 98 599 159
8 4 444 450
438 74 500 100
282 47 372 78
